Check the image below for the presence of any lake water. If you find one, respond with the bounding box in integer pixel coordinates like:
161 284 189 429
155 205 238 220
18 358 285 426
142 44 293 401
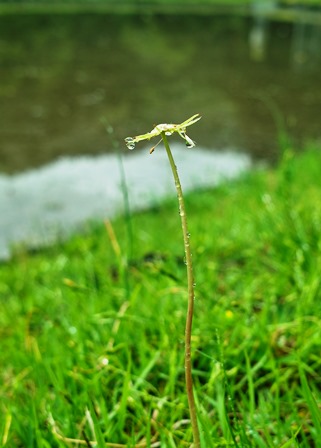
0 146 251 260
0 12 320 172
0 11 320 258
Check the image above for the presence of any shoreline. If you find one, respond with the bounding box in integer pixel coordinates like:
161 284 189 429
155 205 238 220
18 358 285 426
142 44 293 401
1 3 320 26
0 145 251 260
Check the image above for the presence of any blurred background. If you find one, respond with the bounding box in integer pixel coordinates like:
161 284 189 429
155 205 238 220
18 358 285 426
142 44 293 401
0 0 321 174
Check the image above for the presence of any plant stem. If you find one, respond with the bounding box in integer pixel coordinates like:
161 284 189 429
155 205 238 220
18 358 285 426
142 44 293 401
161 132 201 448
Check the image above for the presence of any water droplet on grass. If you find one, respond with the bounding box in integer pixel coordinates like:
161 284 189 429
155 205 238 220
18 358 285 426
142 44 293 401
125 137 135 150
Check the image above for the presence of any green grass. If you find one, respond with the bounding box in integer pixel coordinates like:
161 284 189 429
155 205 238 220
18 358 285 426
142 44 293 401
1 146 321 447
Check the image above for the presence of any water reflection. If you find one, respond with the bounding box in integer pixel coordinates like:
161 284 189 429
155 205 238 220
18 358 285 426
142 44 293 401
0 146 251 259
0 12 320 173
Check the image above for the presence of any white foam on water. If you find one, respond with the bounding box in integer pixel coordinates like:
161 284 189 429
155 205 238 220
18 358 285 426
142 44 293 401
0 144 251 260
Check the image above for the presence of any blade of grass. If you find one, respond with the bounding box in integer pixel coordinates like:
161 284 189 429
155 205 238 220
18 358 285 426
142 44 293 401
299 366 321 445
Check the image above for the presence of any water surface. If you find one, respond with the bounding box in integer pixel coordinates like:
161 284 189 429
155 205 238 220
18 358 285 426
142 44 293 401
0 146 251 259
0 13 320 173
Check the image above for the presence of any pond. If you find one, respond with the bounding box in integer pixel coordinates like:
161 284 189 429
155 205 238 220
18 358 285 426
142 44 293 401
0 11 320 173
0 10 320 259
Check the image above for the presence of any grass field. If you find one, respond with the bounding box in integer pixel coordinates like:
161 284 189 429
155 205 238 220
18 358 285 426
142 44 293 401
1 146 321 447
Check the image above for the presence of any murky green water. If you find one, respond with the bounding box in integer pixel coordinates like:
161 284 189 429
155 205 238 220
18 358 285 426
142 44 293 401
0 13 320 173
